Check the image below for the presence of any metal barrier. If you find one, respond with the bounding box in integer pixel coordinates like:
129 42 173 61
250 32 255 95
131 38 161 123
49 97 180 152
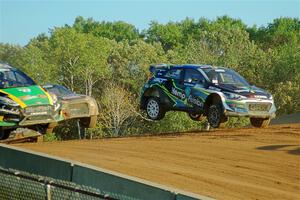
0 144 214 200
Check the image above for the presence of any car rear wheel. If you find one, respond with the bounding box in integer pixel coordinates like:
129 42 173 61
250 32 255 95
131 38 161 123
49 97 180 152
188 113 206 121
250 118 270 128
146 97 165 120
207 104 227 128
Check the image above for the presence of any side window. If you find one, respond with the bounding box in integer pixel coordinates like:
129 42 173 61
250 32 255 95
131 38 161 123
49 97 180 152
4 71 17 82
165 69 182 80
15 72 29 84
184 69 204 84
15 70 36 85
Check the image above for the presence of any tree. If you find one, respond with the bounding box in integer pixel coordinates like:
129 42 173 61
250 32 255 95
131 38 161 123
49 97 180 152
98 83 137 136
0 43 24 67
146 21 183 51
248 17 300 49
73 16 140 42
48 27 114 95
108 40 167 92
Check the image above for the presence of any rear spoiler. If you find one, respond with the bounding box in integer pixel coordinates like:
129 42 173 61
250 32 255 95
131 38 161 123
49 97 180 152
149 64 173 77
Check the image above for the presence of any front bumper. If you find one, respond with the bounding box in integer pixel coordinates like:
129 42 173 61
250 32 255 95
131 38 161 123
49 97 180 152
0 105 64 127
223 99 276 119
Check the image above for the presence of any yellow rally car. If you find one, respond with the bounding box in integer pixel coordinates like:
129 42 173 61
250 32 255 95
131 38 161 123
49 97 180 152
0 63 63 139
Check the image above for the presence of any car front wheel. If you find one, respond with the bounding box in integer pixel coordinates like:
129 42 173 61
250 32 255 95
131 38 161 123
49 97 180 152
207 104 227 128
250 118 270 128
146 97 165 120
0 129 10 140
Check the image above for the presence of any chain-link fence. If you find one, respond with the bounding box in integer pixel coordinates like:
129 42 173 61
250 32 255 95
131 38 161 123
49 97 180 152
0 167 137 200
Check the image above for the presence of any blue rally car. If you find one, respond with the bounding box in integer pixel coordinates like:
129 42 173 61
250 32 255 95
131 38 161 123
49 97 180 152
140 64 276 128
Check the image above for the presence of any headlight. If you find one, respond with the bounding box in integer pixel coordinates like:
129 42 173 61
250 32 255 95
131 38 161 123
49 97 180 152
269 95 273 100
223 92 246 100
49 93 60 111
49 93 58 104
0 96 20 107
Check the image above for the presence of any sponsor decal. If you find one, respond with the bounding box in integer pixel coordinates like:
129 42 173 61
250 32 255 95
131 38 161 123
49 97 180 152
254 95 267 99
17 88 31 93
154 78 167 83
21 95 38 100
171 87 186 99
38 94 47 98
188 95 203 107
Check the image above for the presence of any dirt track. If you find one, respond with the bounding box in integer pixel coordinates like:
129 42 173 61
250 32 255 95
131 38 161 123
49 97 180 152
18 124 300 200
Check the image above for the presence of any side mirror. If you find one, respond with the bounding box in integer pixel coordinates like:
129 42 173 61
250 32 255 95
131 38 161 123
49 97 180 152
191 78 199 83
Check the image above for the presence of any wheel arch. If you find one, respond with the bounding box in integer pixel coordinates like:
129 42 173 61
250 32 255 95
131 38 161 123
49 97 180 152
140 86 171 110
204 93 223 115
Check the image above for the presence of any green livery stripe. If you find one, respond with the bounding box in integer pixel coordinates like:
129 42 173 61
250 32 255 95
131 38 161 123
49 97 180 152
152 84 177 103
172 81 183 91
0 85 52 108
152 83 188 107
193 87 210 95
225 99 245 106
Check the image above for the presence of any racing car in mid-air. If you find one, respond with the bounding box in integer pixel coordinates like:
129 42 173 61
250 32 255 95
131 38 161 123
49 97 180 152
140 64 276 128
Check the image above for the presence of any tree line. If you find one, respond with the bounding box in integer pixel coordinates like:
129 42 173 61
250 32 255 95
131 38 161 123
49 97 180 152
0 16 299 138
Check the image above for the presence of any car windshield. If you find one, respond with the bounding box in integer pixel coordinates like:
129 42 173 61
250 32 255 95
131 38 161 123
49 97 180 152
45 85 74 97
203 68 250 87
0 68 36 89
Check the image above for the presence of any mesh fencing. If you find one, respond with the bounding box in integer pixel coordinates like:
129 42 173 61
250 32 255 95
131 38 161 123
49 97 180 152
0 167 138 200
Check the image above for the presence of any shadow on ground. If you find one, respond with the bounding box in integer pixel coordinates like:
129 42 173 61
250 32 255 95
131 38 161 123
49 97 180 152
257 144 300 155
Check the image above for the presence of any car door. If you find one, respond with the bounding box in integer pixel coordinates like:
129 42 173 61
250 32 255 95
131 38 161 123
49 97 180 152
163 68 187 109
182 68 207 112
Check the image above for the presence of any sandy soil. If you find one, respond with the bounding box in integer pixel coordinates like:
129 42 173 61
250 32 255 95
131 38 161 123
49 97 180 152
18 124 300 200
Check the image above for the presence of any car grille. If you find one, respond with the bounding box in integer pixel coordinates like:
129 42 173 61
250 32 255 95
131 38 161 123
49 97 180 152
24 105 52 116
248 103 272 112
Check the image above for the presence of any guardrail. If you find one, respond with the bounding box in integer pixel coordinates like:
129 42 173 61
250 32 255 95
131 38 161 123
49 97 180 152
0 144 214 200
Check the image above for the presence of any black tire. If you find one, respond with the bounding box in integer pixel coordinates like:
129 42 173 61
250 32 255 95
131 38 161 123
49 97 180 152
207 104 227 128
46 122 58 134
146 97 165 120
250 118 270 128
188 113 206 121
31 125 47 135
0 129 10 140
80 115 97 128
219 116 228 128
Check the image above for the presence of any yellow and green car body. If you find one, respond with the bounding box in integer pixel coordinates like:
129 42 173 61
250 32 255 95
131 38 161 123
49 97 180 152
0 63 63 135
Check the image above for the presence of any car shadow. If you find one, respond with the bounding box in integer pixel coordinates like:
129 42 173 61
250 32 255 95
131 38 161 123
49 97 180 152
256 144 300 155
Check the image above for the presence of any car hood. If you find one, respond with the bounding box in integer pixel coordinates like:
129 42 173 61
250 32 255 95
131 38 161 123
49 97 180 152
210 84 271 99
59 93 86 101
0 85 53 108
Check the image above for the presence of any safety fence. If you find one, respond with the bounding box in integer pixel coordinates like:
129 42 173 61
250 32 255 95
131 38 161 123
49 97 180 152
0 144 214 200
0 167 132 200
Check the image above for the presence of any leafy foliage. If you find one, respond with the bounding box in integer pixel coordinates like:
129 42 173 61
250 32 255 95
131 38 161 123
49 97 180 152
0 16 299 138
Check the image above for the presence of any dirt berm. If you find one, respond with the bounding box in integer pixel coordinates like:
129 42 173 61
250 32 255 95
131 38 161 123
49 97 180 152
18 124 300 200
